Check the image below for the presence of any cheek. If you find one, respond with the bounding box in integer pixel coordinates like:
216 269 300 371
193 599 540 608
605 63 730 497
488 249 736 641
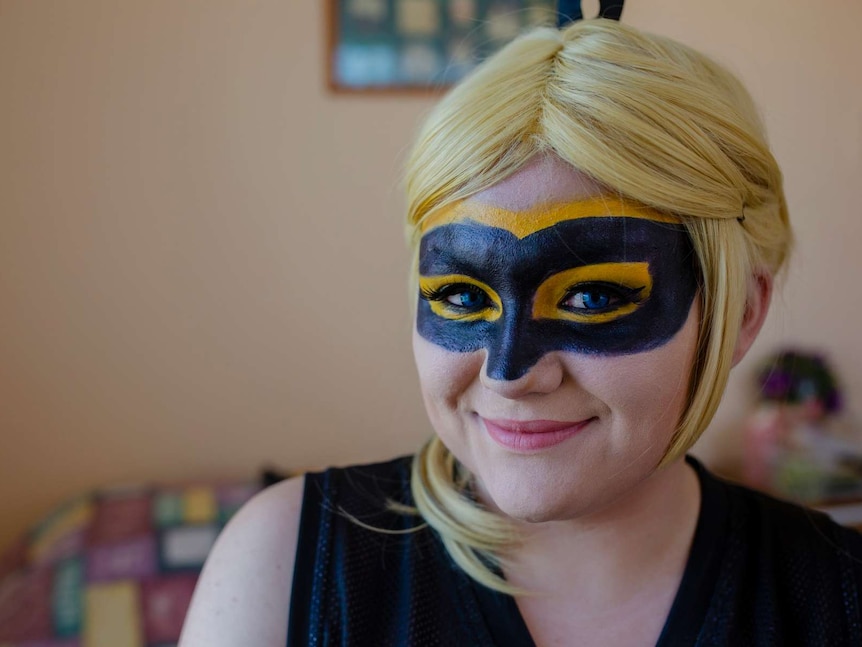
412 329 482 413
572 305 699 433
412 330 487 478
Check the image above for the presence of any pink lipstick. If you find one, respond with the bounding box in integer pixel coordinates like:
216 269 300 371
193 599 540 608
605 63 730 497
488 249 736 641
481 417 594 452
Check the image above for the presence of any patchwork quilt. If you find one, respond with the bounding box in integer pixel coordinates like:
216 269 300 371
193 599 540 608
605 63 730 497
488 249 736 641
0 480 259 647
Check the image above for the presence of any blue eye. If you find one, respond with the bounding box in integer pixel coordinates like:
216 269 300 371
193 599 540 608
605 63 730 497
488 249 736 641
419 276 501 322
420 282 491 311
561 284 633 312
572 290 611 310
445 288 487 309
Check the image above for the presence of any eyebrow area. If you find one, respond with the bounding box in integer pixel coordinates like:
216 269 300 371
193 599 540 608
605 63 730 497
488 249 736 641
418 218 672 286
419 196 679 239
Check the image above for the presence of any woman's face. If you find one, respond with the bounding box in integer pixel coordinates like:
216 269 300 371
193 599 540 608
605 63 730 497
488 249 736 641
412 156 701 523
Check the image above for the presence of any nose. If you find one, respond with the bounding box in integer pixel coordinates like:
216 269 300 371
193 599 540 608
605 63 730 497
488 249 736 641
483 306 548 381
480 351 565 398
481 303 564 395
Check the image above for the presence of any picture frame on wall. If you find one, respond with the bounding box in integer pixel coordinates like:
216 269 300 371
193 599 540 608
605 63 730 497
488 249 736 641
326 0 558 93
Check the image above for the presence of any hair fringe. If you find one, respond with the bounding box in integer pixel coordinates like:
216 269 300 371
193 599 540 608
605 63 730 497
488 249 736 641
402 19 792 594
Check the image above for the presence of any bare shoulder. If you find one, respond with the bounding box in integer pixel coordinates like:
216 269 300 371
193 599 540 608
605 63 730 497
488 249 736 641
179 474 306 647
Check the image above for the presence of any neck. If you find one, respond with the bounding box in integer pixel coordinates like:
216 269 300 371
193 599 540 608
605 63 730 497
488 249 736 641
501 457 701 599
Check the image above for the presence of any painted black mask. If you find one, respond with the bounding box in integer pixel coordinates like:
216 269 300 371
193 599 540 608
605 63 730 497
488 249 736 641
416 199 699 381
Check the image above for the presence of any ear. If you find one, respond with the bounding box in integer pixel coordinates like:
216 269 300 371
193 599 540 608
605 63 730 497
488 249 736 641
732 273 773 367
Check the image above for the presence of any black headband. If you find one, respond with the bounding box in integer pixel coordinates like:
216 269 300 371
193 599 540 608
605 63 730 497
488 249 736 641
557 0 625 27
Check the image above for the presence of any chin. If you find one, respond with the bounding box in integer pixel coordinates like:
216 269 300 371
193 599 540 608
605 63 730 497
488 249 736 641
475 452 650 525
491 491 580 524
478 467 587 524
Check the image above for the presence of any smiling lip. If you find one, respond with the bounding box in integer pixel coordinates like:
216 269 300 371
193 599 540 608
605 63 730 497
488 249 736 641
481 417 594 452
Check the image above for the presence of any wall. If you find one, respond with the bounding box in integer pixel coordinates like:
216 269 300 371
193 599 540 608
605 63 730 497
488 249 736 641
1 0 860 552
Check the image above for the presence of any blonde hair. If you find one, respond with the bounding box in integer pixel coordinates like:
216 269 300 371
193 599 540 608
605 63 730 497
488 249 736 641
404 19 792 592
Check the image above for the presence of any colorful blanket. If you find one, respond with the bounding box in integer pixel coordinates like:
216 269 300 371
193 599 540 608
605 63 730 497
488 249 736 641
0 480 259 647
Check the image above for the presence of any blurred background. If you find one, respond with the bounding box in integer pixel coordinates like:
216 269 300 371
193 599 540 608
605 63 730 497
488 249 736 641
2 0 861 556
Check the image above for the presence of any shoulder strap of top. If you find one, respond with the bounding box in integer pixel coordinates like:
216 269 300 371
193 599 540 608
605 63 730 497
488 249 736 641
689 456 862 644
286 456 499 646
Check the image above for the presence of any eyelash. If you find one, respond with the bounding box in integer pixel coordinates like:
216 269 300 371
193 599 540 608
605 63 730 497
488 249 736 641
559 282 645 312
420 283 489 309
420 281 646 316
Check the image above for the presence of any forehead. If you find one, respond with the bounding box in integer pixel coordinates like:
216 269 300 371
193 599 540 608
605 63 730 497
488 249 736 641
419 156 677 239
468 155 603 210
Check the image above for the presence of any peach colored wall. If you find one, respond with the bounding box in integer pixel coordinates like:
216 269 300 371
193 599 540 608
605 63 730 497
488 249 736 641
1 0 860 552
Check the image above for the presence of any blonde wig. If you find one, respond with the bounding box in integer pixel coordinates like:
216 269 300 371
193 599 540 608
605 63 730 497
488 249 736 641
404 19 792 592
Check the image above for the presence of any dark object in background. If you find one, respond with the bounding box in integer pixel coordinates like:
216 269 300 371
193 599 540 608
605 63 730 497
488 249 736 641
557 0 625 26
261 467 291 488
757 350 842 415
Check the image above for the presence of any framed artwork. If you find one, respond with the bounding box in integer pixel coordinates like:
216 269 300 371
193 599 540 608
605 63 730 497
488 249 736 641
326 0 559 93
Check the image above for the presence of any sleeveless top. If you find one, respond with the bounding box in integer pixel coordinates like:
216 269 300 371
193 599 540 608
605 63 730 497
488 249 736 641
286 455 862 646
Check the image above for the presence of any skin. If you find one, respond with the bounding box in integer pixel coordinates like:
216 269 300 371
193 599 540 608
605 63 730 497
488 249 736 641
412 154 770 645
413 156 702 525
179 154 772 647
178 476 302 646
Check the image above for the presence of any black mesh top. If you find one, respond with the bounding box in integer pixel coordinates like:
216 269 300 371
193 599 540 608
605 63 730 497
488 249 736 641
286 455 862 646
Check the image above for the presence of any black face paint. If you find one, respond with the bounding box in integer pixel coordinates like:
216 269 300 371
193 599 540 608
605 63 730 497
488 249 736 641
417 214 698 381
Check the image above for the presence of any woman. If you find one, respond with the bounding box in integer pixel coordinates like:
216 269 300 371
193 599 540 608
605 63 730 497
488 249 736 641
180 19 862 646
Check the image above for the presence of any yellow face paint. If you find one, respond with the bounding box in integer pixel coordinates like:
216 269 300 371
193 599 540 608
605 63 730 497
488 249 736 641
418 274 502 323
532 262 653 324
419 196 678 239
416 196 697 380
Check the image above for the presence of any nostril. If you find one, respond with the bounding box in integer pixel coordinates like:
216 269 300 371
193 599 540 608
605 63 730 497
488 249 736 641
481 352 565 398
